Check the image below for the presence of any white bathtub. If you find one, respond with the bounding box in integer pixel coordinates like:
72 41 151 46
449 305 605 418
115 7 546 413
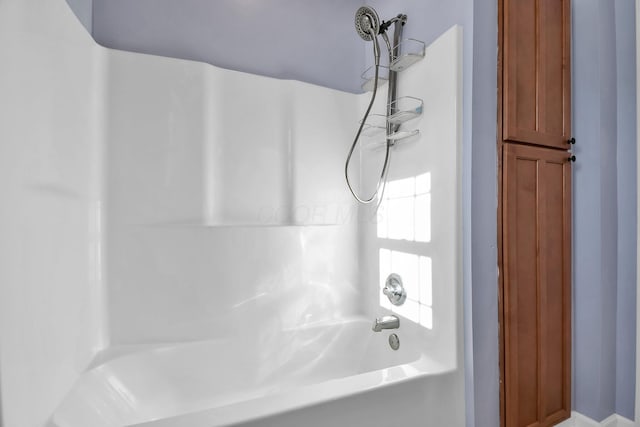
50 317 457 427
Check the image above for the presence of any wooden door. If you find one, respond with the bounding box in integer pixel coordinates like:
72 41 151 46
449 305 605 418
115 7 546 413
502 0 571 149
502 143 571 427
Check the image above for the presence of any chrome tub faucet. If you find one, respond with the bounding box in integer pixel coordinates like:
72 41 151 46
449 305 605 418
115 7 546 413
372 315 400 332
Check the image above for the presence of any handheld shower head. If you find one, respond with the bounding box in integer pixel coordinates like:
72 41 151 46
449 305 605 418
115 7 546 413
355 6 381 66
347 6 386 205
355 6 380 41
347 6 407 206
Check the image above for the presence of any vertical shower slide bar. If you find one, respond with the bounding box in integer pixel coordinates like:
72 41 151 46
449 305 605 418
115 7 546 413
386 15 407 141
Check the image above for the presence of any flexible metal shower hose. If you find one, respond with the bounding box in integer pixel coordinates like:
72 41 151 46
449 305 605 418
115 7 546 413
344 29 392 206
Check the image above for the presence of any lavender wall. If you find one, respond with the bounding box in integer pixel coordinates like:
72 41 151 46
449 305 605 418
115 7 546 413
573 0 637 421
469 1 501 425
90 0 365 93
615 0 637 419
572 0 610 418
65 0 91 32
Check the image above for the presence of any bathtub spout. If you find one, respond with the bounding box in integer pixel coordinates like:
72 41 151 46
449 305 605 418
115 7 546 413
372 315 400 332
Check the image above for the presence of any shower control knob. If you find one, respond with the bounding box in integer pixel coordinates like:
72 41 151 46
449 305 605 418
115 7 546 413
383 273 407 306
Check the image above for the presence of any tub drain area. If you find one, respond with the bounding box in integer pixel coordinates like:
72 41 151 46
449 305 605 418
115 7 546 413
388 334 400 351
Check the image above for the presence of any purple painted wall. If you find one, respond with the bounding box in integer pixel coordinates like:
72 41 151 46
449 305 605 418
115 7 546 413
615 0 637 419
91 0 365 93
469 1 501 425
63 0 637 423
573 0 604 418
65 0 91 32
573 0 637 421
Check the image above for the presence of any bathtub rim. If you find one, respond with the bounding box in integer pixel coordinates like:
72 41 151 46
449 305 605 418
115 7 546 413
128 354 455 427
85 315 421 370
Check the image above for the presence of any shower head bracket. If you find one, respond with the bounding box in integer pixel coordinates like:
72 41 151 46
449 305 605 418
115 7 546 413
380 14 407 33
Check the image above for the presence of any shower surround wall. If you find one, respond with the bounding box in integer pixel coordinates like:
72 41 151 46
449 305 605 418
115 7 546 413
105 48 361 343
0 0 464 425
0 1 106 426
0 0 359 422
72 0 492 424
68 0 640 425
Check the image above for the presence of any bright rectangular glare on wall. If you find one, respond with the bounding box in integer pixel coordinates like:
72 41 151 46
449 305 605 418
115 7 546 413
419 256 432 306
378 173 431 242
379 248 433 330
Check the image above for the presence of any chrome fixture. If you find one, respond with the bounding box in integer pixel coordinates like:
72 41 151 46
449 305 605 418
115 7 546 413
345 6 408 205
383 273 407 306
372 315 400 332
354 6 381 42
388 333 400 350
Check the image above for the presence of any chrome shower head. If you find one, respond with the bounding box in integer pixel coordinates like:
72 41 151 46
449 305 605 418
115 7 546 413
355 6 380 41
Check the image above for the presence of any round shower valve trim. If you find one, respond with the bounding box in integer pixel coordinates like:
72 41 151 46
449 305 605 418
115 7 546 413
383 273 407 306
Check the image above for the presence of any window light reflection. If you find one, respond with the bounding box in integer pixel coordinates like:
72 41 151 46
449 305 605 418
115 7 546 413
378 173 431 242
379 248 433 329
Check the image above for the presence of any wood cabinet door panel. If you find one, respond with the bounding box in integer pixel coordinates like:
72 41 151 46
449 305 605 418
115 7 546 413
503 0 571 149
503 143 571 427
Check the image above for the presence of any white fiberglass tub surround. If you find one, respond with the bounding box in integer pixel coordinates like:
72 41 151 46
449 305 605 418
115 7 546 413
52 318 450 427
0 0 463 426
